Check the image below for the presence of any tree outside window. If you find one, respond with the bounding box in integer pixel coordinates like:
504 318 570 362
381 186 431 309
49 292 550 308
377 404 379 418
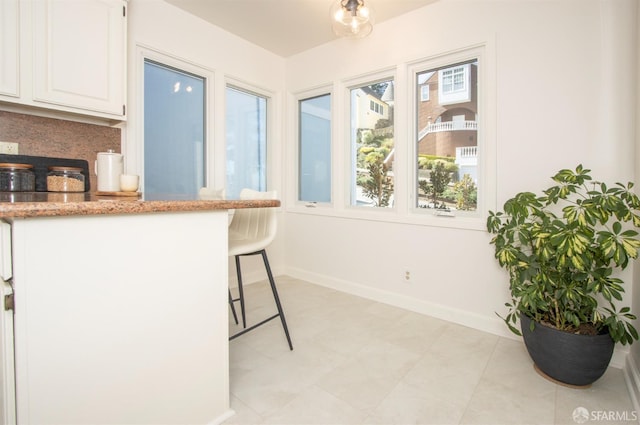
351 80 395 207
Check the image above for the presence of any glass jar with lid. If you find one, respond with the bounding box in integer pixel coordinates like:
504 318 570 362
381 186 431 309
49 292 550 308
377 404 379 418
0 163 36 192
47 166 85 192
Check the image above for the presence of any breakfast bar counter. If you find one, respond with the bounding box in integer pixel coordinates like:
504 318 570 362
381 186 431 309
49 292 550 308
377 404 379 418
0 192 279 217
0 193 273 424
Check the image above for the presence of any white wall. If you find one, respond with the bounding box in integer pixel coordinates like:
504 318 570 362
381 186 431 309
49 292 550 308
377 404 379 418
282 0 639 350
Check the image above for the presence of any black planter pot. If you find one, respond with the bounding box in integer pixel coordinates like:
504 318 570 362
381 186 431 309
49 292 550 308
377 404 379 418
520 314 615 387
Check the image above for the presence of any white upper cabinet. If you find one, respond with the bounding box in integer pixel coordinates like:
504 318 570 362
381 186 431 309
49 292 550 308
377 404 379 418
0 0 127 121
0 0 20 98
33 0 126 118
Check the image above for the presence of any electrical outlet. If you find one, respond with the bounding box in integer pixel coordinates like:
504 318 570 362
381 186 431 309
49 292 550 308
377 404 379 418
0 142 19 155
403 270 412 283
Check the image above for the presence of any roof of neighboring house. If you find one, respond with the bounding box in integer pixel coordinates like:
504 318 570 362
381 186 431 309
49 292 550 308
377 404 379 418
359 86 383 100
381 83 394 104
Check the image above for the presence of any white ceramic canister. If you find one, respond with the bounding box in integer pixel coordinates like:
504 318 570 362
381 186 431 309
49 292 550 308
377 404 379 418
95 149 123 192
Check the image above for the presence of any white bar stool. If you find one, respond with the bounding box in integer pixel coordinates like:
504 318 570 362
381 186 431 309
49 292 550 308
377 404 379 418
227 189 292 350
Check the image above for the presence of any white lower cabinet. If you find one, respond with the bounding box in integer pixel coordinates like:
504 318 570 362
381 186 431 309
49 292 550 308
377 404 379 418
0 279 15 425
0 0 127 121
4 212 231 424
0 222 16 425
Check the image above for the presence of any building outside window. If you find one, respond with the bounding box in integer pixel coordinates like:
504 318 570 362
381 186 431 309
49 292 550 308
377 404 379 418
416 59 478 213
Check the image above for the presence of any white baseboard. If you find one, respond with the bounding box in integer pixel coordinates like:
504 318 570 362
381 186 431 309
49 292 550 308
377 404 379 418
285 267 513 339
210 409 235 425
624 354 640 420
284 267 630 370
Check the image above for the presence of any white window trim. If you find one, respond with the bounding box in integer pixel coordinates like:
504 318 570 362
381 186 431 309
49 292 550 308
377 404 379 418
407 44 495 230
224 77 276 196
286 43 495 233
288 85 334 209
342 69 396 211
132 44 215 194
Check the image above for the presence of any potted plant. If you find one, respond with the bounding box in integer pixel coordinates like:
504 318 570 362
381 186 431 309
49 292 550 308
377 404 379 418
486 165 640 386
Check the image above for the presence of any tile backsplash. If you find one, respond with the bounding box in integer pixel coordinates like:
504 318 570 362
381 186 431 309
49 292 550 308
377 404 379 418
0 111 121 192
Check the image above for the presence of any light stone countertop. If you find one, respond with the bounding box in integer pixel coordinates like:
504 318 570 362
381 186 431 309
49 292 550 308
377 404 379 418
0 192 279 218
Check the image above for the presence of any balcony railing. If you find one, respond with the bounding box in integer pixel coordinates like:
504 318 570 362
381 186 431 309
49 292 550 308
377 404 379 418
456 145 478 168
418 120 477 140
457 146 477 158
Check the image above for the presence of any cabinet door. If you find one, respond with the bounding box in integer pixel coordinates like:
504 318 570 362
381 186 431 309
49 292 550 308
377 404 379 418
33 0 126 118
0 281 15 425
0 221 15 425
0 0 19 98
11 213 229 424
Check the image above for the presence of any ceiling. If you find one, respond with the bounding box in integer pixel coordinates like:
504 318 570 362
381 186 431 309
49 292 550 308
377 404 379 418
163 0 438 57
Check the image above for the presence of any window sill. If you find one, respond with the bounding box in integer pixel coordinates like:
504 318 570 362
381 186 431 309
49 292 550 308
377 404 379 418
284 204 486 232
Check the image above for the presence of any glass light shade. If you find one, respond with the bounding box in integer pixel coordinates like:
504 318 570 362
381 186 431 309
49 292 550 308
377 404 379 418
330 0 374 38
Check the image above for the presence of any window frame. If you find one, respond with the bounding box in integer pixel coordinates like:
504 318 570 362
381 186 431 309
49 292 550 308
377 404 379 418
143 58 207 195
224 78 273 198
286 44 495 232
408 45 490 227
343 70 396 211
292 86 334 207
134 45 215 193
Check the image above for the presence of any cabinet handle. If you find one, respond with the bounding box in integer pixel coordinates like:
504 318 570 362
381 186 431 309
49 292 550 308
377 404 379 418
4 293 14 311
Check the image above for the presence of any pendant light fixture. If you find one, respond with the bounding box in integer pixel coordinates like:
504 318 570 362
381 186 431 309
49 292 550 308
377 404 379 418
331 0 374 38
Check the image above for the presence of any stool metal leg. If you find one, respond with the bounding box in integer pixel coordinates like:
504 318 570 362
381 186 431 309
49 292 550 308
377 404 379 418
228 289 238 325
228 249 293 351
261 249 293 350
235 255 247 329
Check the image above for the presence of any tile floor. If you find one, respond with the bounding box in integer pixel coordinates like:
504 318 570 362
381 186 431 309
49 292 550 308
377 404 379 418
224 276 636 425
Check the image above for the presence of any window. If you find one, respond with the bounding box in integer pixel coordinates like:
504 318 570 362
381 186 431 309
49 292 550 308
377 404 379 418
350 79 394 207
299 93 331 203
143 59 206 195
442 66 465 93
369 101 384 115
415 59 478 213
439 63 471 104
420 84 430 101
226 86 267 199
